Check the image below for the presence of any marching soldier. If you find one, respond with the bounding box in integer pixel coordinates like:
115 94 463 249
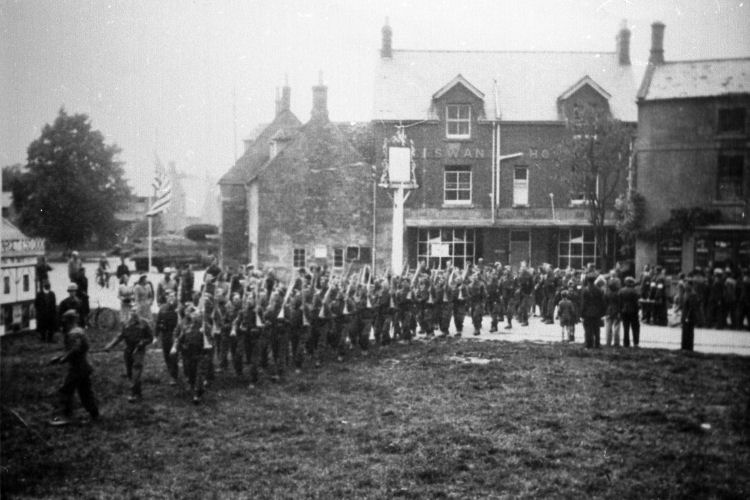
468 272 487 336
172 305 210 404
104 310 154 402
155 291 180 385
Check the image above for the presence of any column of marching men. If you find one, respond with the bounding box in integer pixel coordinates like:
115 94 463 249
46 255 750 420
136 260 620 405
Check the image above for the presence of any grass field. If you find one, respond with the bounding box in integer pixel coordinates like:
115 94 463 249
2 330 749 499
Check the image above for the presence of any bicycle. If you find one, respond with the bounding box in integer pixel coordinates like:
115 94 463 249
87 300 120 332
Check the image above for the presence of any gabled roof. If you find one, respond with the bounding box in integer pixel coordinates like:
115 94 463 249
2 218 26 240
432 74 485 100
638 58 750 101
219 109 302 185
374 50 638 122
558 75 612 101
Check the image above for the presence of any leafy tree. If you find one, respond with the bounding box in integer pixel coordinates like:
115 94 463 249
16 108 131 248
553 105 634 269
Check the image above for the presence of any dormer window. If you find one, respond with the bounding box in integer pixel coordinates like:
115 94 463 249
446 104 471 139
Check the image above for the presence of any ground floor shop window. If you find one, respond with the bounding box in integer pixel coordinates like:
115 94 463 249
558 229 597 270
657 237 682 275
417 228 475 269
693 233 750 270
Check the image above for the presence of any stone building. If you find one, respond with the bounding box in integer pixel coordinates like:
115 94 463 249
372 20 637 271
219 80 373 274
635 23 750 273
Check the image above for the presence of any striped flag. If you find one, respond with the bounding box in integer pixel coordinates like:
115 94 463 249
146 155 172 217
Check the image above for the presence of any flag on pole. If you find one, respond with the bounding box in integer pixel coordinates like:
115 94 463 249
147 154 172 217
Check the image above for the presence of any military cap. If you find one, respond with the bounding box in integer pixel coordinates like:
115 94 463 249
67 283 78 292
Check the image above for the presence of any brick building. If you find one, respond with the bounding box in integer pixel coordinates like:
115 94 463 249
219 80 373 274
372 20 637 271
635 23 750 273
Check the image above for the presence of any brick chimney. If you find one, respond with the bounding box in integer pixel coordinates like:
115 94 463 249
616 20 631 66
311 71 328 121
275 75 291 116
381 17 392 58
649 21 665 64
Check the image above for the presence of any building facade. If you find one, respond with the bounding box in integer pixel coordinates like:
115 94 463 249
219 81 373 275
372 21 637 272
635 23 750 273
1 218 45 335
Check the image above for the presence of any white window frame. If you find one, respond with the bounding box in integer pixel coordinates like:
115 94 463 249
513 166 529 207
417 228 476 269
444 166 472 205
293 248 306 268
446 104 471 139
558 229 598 270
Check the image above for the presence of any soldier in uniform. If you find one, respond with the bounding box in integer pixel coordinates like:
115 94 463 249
308 275 329 367
155 291 180 385
468 272 487 336
48 310 99 426
105 311 154 401
226 293 244 377
452 274 468 337
172 305 210 404
580 273 606 349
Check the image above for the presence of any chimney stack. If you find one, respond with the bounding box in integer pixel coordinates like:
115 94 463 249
275 76 291 116
649 21 665 64
311 71 328 121
381 17 392 58
616 20 631 66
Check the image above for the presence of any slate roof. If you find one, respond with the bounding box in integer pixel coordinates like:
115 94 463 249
637 58 750 101
251 115 363 183
218 109 302 185
374 50 638 122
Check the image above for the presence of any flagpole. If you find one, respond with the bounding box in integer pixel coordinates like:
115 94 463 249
148 197 153 273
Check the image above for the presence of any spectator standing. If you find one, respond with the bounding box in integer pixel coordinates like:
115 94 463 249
604 279 622 347
67 251 82 284
556 290 577 342
619 277 641 347
580 273 605 349
58 284 83 328
134 274 154 323
115 256 130 283
35 256 52 293
681 278 701 351
35 280 57 343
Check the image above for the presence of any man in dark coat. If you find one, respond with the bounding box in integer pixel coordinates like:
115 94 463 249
619 276 641 347
48 310 99 426
580 273 606 349
681 277 701 351
35 280 57 343
58 283 83 328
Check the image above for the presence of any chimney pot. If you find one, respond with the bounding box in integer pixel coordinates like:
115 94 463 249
649 21 665 64
381 17 392 58
616 20 631 66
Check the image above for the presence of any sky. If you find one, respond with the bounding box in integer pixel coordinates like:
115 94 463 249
2 0 749 196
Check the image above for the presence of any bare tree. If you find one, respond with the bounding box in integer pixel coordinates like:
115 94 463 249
554 105 633 268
